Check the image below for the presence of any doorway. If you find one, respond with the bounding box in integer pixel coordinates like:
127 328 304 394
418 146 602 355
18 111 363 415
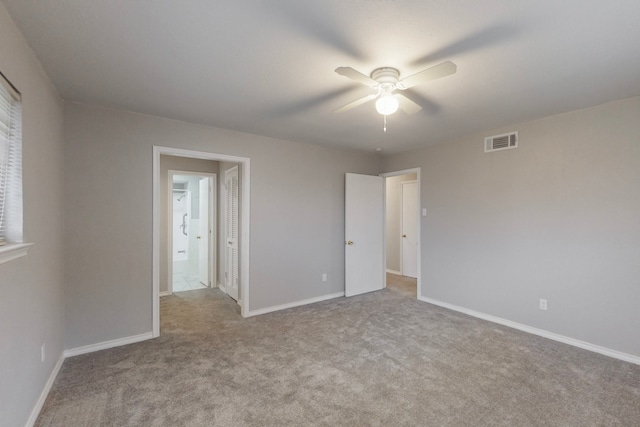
343 169 421 299
153 147 251 337
382 169 421 297
169 172 215 293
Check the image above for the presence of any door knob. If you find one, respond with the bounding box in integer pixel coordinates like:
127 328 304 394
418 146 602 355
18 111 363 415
345 240 354 245
402 234 407 238
196 236 201 239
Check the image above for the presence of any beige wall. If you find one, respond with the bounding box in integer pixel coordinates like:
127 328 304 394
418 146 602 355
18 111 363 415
63 102 379 348
381 96 640 358
0 3 65 426
160 155 219 294
385 173 417 272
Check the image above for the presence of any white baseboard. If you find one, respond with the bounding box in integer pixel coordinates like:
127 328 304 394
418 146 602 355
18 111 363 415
386 269 402 275
25 353 64 427
419 296 640 366
64 332 154 358
27 331 154 425
159 291 171 297
217 282 226 293
246 292 345 317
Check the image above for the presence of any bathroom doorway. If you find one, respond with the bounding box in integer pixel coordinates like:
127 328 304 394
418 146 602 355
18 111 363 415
153 146 251 335
169 171 216 293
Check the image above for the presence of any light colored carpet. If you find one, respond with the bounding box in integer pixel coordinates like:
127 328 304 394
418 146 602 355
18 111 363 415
36 281 640 426
386 272 416 297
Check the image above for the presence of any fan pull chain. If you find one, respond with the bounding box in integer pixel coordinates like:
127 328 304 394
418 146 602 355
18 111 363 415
383 115 387 133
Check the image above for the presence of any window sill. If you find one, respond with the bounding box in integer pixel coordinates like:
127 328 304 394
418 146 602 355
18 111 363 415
0 243 33 265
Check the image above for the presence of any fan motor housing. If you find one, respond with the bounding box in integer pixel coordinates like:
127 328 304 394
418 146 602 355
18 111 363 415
371 67 400 84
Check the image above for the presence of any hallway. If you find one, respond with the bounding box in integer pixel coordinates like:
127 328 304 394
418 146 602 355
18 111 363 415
386 272 417 297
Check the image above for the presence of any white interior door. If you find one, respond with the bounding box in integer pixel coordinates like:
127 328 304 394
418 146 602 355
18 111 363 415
198 177 209 286
401 181 418 278
345 173 385 297
225 166 239 301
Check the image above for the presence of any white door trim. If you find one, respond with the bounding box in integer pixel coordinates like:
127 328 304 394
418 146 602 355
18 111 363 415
167 171 217 295
380 168 421 299
153 146 251 337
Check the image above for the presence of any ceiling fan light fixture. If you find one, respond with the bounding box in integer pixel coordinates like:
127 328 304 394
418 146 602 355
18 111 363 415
375 94 399 116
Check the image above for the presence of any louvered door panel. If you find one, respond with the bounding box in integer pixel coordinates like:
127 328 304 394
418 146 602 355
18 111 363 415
225 166 239 301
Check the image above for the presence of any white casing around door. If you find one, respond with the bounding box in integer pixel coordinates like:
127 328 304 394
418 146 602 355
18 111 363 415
345 173 385 297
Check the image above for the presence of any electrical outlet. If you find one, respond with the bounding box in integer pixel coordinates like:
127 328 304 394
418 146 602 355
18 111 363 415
322 273 327 282
41 343 46 362
539 299 547 311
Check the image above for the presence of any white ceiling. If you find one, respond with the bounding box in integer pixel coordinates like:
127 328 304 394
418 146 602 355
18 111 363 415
4 0 640 153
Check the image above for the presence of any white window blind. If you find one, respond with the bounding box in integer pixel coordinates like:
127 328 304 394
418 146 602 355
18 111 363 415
0 72 22 246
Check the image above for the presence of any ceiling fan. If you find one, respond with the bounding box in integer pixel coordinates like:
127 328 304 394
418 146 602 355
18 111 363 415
334 61 457 116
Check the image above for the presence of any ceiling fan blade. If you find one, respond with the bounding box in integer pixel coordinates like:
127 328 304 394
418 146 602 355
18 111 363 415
335 67 378 87
396 94 422 114
334 93 378 113
272 86 357 116
403 90 441 115
410 26 515 67
398 61 457 90
265 3 366 60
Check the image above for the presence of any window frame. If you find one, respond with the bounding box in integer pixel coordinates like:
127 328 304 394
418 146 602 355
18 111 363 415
0 71 30 264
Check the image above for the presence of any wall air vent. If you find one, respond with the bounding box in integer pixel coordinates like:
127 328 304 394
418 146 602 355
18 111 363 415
485 131 518 153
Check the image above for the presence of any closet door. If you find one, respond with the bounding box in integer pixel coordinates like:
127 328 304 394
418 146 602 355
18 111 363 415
225 166 239 301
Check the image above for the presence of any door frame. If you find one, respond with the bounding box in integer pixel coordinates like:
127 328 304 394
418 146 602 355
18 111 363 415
400 179 418 278
167 170 216 294
153 146 251 337
380 168 421 299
